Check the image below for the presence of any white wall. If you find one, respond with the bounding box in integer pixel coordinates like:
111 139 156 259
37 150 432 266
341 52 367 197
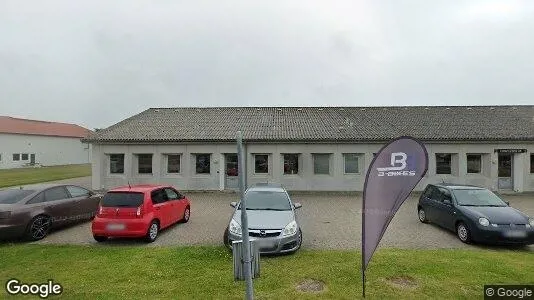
91 142 534 192
0 133 90 169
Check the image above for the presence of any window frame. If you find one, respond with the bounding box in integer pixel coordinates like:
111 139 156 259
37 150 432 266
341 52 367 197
254 154 269 175
435 153 452 175
282 153 300 175
194 153 211 175
343 153 361 174
109 154 125 174
313 153 331 175
466 154 482 174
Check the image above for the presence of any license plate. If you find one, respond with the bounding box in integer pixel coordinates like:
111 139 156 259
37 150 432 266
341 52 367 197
503 230 527 238
258 239 275 248
106 223 125 231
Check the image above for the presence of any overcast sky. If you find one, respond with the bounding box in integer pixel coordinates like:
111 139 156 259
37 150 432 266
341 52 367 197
1 1 533 129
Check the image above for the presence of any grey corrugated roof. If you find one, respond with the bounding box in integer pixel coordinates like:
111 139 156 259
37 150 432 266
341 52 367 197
84 106 534 143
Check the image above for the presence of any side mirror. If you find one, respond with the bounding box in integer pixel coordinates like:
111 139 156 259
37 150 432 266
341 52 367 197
443 199 452 205
230 202 237 208
505 201 510 206
294 203 302 209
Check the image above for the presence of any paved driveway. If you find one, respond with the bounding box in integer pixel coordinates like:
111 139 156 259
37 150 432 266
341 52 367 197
35 186 534 250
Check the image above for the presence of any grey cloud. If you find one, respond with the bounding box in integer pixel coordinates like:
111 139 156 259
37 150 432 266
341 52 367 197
0 0 533 129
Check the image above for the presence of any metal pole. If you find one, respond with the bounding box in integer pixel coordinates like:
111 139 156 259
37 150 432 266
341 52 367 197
237 131 254 300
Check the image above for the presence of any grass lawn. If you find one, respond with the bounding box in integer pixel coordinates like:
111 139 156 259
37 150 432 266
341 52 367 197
0 164 91 188
0 245 532 299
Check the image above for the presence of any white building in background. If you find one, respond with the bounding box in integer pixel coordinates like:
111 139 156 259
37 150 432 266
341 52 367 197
84 106 534 193
0 116 92 169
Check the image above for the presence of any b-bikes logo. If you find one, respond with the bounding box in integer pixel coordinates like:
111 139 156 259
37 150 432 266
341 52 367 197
376 152 416 177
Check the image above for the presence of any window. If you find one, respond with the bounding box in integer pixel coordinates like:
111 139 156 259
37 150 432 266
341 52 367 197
26 193 45 204
254 154 269 174
466 154 482 174
44 187 69 202
164 188 183 200
437 188 452 203
435 154 452 174
422 186 435 199
283 154 299 175
0 154 2 161
195 154 211 174
151 189 168 204
101 192 144 207
344 153 360 174
239 191 291 210
109 154 124 174
313 154 331 175
66 186 91 197
167 154 181 173
13 154 20 161
0 189 35 204
531 154 534 173
21 153 29 161
137 154 153 174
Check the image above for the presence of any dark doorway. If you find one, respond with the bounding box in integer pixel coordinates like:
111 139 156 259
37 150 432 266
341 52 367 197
497 154 513 189
225 154 238 190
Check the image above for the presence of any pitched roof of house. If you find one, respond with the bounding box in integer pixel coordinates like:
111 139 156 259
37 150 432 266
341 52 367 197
84 106 534 143
0 116 92 138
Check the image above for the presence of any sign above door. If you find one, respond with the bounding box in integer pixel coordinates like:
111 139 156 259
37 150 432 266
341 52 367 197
494 149 527 153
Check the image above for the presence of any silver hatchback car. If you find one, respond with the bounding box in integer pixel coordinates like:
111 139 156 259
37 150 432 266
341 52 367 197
223 183 303 254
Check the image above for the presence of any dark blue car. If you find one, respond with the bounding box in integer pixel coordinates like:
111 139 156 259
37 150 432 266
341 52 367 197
418 184 534 245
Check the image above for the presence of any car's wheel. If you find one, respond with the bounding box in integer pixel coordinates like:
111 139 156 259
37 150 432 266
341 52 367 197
93 235 108 243
295 228 303 251
145 220 159 243
180 206 190 223
418 207 428 223
223 228 231 249
456 222 472 244
25 215 52 241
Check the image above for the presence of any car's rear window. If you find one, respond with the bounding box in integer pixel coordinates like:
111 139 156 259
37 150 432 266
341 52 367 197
101 192 144 207
0 189 35 204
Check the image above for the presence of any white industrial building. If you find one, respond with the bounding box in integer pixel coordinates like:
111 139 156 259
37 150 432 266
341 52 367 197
84 106 534 193
0 116 92 169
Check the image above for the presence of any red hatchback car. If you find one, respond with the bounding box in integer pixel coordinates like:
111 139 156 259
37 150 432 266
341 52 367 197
91 184 191 243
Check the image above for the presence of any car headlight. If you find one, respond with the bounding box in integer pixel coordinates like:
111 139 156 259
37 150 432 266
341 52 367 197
282 220 298 237
478 217 490 227
529 218 534 226
229 219 242 235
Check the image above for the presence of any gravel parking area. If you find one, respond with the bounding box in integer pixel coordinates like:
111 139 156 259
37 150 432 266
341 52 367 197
35 188 534 250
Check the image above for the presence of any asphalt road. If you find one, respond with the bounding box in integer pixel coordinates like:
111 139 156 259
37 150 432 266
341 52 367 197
32 177 534 251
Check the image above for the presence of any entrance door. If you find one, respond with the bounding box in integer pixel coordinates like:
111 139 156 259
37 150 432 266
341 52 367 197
30 154 35 165
225 154 239 190
498 154 513 189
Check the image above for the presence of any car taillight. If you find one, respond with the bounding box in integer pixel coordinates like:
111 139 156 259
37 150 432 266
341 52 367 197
136 206 143 218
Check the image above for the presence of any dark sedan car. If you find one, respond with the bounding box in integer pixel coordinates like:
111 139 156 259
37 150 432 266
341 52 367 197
418 184 534 245
0 184 102 241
